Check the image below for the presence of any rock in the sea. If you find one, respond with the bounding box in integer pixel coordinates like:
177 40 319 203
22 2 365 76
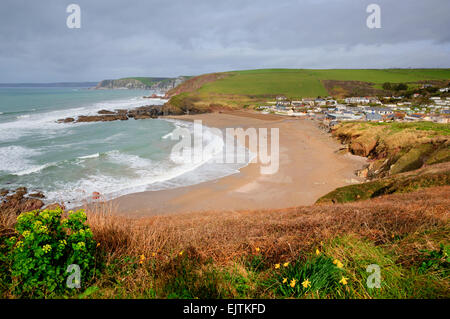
16 186 27 193
127 106 161 119
98 109 116 115
29 192 45 199
64 117 75 123
132 114 152 120
11 188 27 200
77 114 128 122
56 105 163 124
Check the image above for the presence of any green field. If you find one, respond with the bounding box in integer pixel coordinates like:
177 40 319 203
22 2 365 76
200 68 450 97
198 69 328 97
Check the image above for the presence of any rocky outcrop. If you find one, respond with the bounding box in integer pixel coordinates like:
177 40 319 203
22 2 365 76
0 187 45 215
331 122 450 180
77 114 129 122
349 139 378 157
98 109 116 115
57 105 165 123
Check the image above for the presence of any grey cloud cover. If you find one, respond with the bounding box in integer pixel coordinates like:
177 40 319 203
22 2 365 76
0 0 449 82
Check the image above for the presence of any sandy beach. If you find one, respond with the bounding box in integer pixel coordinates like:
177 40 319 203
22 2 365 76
102 111 367 216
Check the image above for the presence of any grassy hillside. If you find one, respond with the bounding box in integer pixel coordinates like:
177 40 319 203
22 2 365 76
165 69 450 112
317 162 450 204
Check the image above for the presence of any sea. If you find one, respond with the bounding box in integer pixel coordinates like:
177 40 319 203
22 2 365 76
0 87 250 207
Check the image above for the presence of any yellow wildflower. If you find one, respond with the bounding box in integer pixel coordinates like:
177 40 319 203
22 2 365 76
302 279 311 288
96 242 100 247
255 247 260 252
42 244 52 253
179 251 184 256
283 262 289 267
315 248 320 255
274 263 280 269
282 278 287 284
339 276 348 285
152 252 156 257
290 279 297 288
333 259 343 268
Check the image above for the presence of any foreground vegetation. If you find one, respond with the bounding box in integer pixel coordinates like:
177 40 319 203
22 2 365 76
1 187 448 299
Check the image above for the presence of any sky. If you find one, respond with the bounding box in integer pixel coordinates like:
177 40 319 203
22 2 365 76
0 0 449 83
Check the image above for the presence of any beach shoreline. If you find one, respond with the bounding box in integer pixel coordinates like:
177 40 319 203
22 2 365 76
98 110 367 217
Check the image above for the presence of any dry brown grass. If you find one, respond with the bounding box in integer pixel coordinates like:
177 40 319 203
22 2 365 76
84 186 450 265
0 209 16 238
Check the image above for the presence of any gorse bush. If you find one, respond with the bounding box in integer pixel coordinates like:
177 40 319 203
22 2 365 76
6 208 97 297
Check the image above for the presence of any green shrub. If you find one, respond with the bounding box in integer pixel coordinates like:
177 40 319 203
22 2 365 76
6 208 97 297
418 244 450 276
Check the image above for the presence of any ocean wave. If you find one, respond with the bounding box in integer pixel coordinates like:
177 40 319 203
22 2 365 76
0 146 41 175
0 118 253 210
45 120 249 208
78 153 100 159
14 162 53 176
0 95 166 142
105 150 154 170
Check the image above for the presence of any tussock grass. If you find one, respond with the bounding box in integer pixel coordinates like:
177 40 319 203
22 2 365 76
317 162 450 204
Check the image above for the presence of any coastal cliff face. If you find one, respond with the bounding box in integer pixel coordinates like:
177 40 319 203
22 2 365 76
96 78 148 90
331 122 449 179
316 121 450 204
95 76 189 92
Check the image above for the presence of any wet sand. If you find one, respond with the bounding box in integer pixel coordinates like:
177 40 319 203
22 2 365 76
108 111 367 216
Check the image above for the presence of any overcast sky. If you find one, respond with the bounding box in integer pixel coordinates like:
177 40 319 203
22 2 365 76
1 0 449 82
